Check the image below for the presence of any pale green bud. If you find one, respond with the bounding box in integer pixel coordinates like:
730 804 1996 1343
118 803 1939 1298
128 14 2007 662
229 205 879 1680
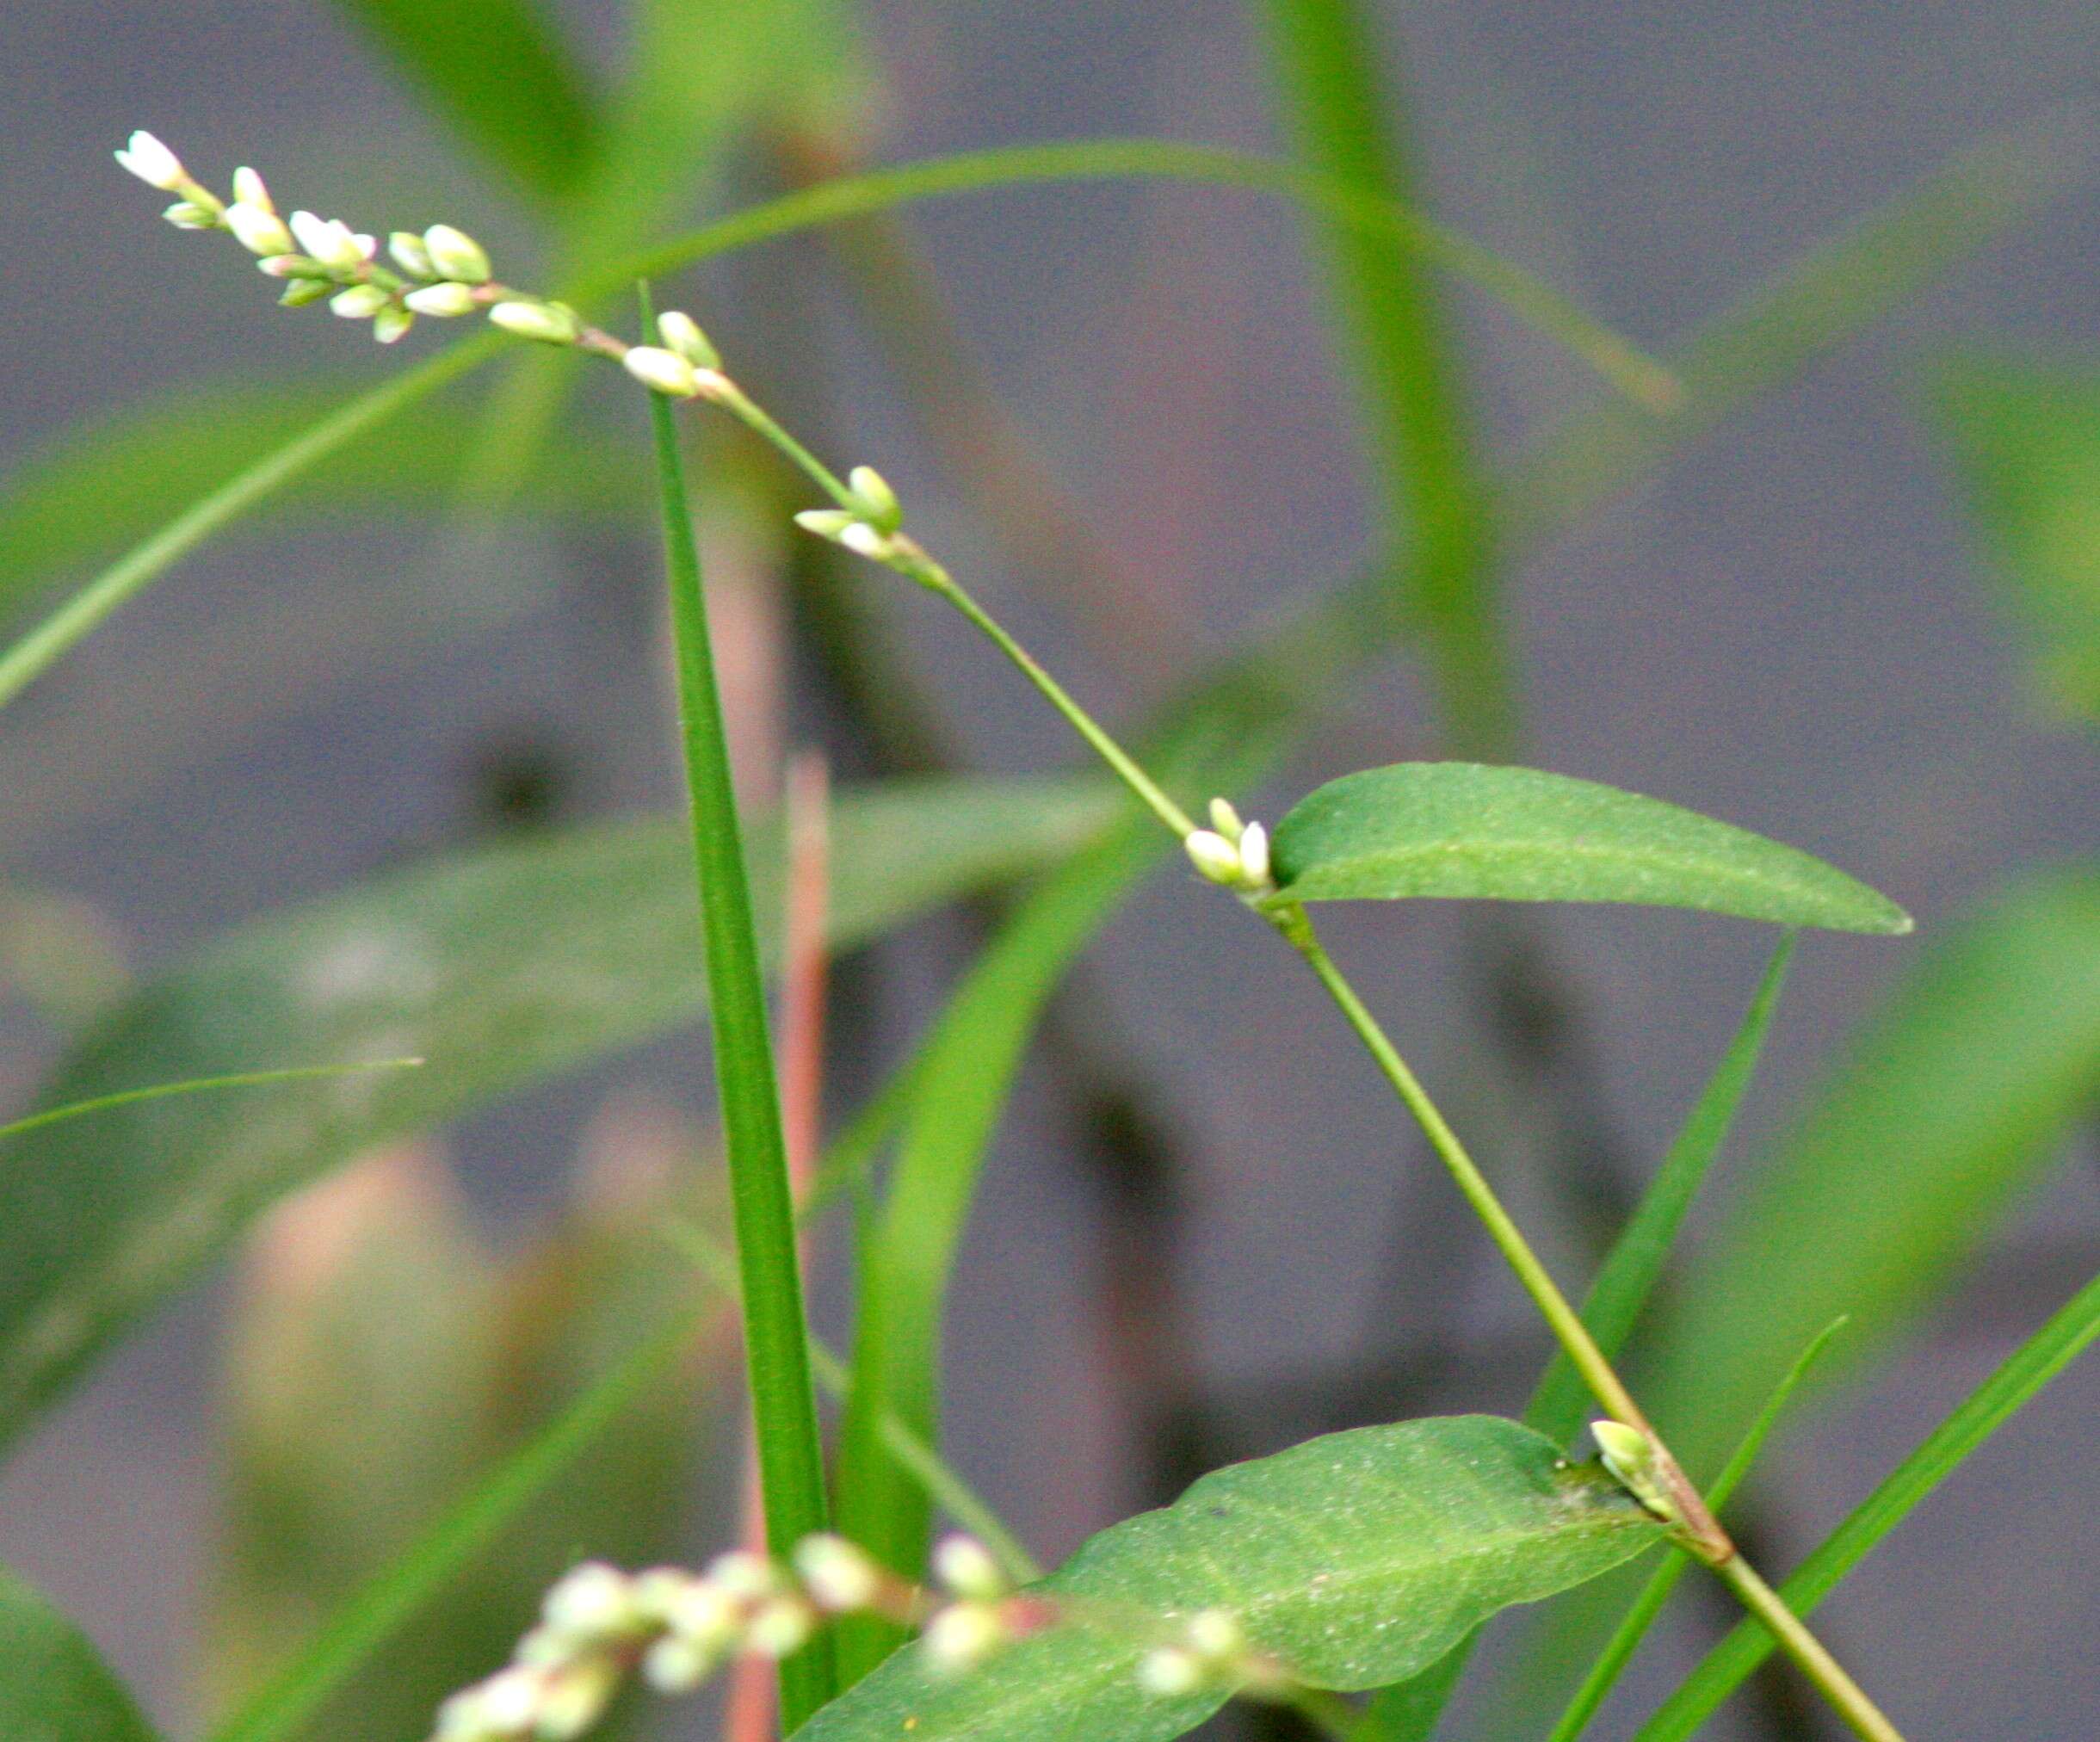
794 509 859 542
655 309 720 368
745 1595 818 1659
1184 830 1243 886
488 300 580 344
231 167 274 213
534 1660 621 1740
663 1578 742 1650
1183 1609 1245 1660
1208 797 1245 842
471 1666 543 1733
1136 1646 1207 1697
162 201 216 231
641 1634 718 1695
794 1534 883 1612
405 281 479 317
330 284 390 319
278 279 333 308
423 223 491 283
543 1562 639 1643
372 304 413 344
256 253 324 279
923 1601 1006 1673
224 201 293 256
931 1534 1006 1601
622 344 701 397
116 130 185 190
849 464 904 533
1592 1419 1677 1521
702 1549 778 1600
389 230 435 278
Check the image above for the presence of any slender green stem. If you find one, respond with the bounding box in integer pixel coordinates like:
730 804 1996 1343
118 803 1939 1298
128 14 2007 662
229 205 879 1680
642 294 837 1727
0 1059 421 1145
1708 1557 1899 1742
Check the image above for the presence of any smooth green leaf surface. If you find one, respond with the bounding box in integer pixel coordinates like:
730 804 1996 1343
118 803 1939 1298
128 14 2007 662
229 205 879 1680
0 775 1116 1451
800 1417 1662 1742
0 1566 159 1742
328 0 601 202
1933 358 2100 722
1634 1269 2100 1740
1268 763 1911 933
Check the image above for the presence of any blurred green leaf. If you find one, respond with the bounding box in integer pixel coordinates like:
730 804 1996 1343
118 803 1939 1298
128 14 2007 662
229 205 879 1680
327 0 602 203
0 378 641 639
804 1417 1661 1742
1933 357 2100 722
0 775 1118 1452
1649 863 2100 1472
0 1566 158 1742
1634 1267 2100 1740
832 821 1165 1680
1267 763 1911 933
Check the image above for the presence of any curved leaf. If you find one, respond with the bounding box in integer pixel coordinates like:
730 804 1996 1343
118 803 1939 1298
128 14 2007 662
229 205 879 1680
0 1566 159 1742
1267 763 1911 934
801 1416 1660 1742
0 775 1116 1451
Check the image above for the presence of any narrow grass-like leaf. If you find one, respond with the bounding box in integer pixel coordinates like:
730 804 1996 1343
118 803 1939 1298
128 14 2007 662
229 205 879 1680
0 776 1113 1452
0 380 642 633
1267 763 1911 933
800 1417 1662 1742
832 822 1166 1678
206 1307 701 1742
0 1060 421 1145
327 0 601 202
1648 864 2100 1475
1633 1269 2100 1740
1527 935 1795 1442
1547 1317 1848 1742
1254 0 1512 755
645 309 836 1722
1931 356 2100 723
0 1566 160 1742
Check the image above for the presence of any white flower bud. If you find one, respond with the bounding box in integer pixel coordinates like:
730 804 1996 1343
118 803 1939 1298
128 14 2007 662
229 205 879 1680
840 521 889 559
423 223 491 283
225 202 293 256
405 281 479 317
664 1579 743 1650
1237 822 1270 888
488 300 580 345
231 167 274 213
543 1562 639 1643
434 1685 489 1739
511 1626 572 1669
115 131 186 190
744 1595 818 1659
922 1601 1006 1673
622 344 701 397
534 1660 621 1740
290 211 370 270
1183 830 1243 886
390 230 435 278
931 1535 1006 1601
1136 1646 1207 1697
794 509 858 541
1208 797 1245 843
642 1634 718 1695
703 1550 778 1601
372 304 413 344
162 201 217 231
848 465 903 533
794 1534 883 1612
330 284 390 319
655 310 720 368
631 1567 700 1624
472 1665 545 1733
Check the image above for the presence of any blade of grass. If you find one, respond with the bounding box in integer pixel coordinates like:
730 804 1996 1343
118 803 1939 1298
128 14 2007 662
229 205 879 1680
644 290 836 1725
0 1059 422 1144
831 819 1167 1679
1631 1267 2100 1740
325 0 602 204
1255 0 1512 757
1527 934 1797 1442
1548 1316 1850 1742
205 1306 703 1742
1360 933 1795 1741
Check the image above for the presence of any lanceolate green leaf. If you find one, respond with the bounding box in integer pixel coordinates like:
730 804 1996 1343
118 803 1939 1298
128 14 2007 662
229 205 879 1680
1633 1269 2100 1741
832 821 1168 1679
1267 763 1911 934
800 1417 1664 1742
0 1566 160 1742
326 0 602 203
1646 863 2100 1475
0 775 1116 1452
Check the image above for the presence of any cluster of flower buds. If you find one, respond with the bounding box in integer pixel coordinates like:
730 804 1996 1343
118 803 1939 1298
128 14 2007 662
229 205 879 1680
1590 1419 1682 1525
794 466 910 564
114 130 509 345
1183 798 1273 895
1135 1608 1265 1698
619 309 728 398
429 1553 818 1742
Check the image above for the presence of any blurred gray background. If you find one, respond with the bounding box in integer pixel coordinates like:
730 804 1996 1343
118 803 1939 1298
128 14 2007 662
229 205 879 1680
3 1 2097 1736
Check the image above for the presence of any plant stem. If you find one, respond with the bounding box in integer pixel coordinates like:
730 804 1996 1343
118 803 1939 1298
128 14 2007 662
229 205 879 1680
1708 1558 1900 1742
642 300 837 1727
